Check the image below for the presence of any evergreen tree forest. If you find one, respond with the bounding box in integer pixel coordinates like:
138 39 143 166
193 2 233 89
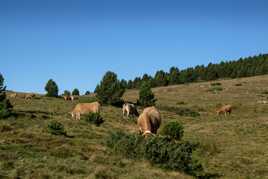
124 54 268 89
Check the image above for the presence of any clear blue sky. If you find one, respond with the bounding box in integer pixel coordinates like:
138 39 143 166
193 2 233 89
1 0 268 94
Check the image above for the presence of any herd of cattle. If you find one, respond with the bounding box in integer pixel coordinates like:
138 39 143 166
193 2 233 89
8 92 233 136
70 101 233 136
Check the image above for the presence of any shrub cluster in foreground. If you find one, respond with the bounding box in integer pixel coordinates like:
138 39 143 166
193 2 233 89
47 121 66 136
160 121 184 140
84 113 104 126
106 130 205 177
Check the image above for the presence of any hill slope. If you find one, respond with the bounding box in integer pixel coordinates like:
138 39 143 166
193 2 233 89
1 75 268 178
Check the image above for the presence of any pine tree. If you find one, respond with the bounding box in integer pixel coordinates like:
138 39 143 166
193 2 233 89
63 90 71 96
169 67 180 85
95 71 125 105
72 88 80 96
127 80 133 89
137 81 157 107
154 70 169 86
85 91 91 95
142 74 154 87
120 79 128 89
45 79 59 97
0 74 13 118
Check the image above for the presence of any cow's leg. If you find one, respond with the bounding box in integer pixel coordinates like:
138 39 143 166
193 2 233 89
122 109 126 118
76 113 81 120
127 110 130 118
71 112 74 119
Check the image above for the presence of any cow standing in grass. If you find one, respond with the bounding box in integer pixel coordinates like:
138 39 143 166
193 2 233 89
216 104 232 116
71 102 101 120
137 106 161 137
63 95 71 101
25 93 35 100
70 95 78 101
122 103 139 118
9 93 17 98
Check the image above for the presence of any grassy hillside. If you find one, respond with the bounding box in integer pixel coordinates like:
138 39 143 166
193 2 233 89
1 75 268 178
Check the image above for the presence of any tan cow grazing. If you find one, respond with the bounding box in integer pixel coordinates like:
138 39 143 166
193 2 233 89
63 95 71 101
9 93 17 98
216 104 232 116
25 93 35 100
122 103 139 118
71 102 101 120
137 106 161 137
70 95 78 101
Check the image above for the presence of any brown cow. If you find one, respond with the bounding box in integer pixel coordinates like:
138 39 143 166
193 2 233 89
137 106 161 137
25 93 35 100
63 95 71 101
122 103 139 118
70 95 78 101
71 102 101 120
9 93 17 98
216 104 232 116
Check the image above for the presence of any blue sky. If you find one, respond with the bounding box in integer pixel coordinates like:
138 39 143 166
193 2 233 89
1 0 268 94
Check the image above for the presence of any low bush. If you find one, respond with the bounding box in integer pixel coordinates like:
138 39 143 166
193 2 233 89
160 121 184 140
144 136 202 175
47 121 66 136
261 90 268 95
0 124 12 132
84 113 104 126
210 82 221 86
106 131 204 176
176 101 187 105
106 131 145 159
234 83 243 86
158 105 200 117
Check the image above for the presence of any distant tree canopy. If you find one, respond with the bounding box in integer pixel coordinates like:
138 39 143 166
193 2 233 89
0 73 13 118
45 79 59 97
63 90 71 96
124 54 268 89
0 75 3 86
72 88 80 96
137 81 157 107
85 91 91 95
95 71 125 105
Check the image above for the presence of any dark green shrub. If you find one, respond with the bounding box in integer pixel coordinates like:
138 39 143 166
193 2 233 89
0 74 13 119
0 124 12 132
106 131 145 159
45 79 59 97
47 121 66 135
84 113 104 126
137 81 157 107
176 101 186 105
160 121 184 140
144 136 202 174
210 82 221 86
95 71 125 105
235 83 242 86
106 131 204 176
261 90 268 95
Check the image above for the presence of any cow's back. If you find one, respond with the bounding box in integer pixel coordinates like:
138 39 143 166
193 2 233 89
145 107 161 133
74 102 100 114
138 106 161 134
